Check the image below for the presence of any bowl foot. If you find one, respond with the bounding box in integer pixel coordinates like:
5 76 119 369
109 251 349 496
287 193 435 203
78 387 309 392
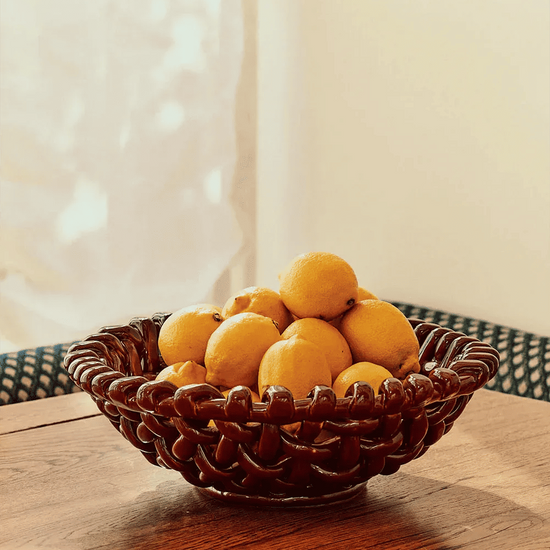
197 482 367 507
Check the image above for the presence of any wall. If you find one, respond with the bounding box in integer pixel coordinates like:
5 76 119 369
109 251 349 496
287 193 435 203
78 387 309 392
257 0 550 336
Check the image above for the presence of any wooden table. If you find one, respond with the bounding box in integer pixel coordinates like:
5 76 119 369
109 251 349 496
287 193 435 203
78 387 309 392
1 389 549 550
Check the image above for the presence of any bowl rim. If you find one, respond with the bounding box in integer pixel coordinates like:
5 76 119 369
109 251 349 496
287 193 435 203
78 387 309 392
63 316 500 425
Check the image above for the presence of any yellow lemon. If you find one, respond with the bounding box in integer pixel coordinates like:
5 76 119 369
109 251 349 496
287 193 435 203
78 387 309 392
357 286 379 301
204 312 280 388
222 286 294 333
281 318 352 381
332 362 393 397
155 360 206 387
339 300 420 379
329 287 378 330
258 337 332 400
278 252 358 321
158 304 223 366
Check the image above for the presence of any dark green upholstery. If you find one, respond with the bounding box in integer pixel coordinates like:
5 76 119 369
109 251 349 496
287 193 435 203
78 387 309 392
392 302 550 402
0 342 81 406
1 303 549 405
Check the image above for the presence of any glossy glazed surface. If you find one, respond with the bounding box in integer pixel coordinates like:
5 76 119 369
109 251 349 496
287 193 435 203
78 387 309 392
63 316 500 504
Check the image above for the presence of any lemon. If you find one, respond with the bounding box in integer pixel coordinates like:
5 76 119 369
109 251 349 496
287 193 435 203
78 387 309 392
258 336 332 400
222 286 294 333
332 361 393 397
204 312 280 388
281 318 352 381
357 286 378 301
339 300 420 379
155 360 206 387
158 304 223 366
278 252 358 321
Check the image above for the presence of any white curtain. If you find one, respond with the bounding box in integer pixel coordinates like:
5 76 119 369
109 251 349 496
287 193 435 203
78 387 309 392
0 0 247 352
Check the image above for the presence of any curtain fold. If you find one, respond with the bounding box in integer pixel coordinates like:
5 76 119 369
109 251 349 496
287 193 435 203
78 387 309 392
0 0 247 352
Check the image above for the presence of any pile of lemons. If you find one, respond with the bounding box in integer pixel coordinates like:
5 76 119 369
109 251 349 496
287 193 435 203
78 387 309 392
155 252 421 404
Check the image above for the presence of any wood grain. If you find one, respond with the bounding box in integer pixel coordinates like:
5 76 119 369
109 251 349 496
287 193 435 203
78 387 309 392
1 390 549 550
0 392 99 435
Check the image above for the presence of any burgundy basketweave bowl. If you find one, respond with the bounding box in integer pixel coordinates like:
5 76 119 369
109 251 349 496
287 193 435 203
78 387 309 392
63 314 500 506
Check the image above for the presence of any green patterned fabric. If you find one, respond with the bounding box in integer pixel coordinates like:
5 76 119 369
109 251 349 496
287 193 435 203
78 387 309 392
391 302 550 402
1 303 549 405
0 342 81 406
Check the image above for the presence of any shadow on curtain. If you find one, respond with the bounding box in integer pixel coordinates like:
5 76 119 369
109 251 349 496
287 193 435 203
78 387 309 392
0 0 252 352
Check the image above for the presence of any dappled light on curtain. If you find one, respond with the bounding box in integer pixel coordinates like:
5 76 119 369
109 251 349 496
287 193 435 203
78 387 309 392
0 0 245 352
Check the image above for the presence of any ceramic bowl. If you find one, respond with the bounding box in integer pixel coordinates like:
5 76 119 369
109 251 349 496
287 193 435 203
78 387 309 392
64 314 499 506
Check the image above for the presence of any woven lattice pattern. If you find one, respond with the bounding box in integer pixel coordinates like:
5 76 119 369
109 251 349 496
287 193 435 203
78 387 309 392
1 302 549 406
0 343 81 406
391 302 550 402
62 314 499 503
0 310 501 502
